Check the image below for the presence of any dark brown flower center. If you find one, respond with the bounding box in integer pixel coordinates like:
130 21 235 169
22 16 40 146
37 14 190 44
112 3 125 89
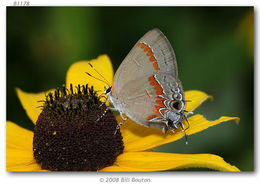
33 84 124 171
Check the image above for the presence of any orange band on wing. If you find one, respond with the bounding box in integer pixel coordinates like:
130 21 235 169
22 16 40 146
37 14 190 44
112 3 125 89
148 76 163 95
146 50 153 56
146 75 167 121
138 42 160 70
155 96 165 107
153 62 160 70
154 105 162 116
149 56 156 62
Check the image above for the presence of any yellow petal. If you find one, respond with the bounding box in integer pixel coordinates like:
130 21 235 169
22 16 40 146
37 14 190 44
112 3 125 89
99 165 141 172
101 152 240 172
16 88 55 125
185 90 213 113
65 55 113 103
7 121 33 150
120 115 239 152
6 121 45 171
184 114 240 136
7 149 44 172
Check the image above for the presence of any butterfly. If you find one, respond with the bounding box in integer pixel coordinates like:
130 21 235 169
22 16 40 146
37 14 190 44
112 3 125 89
89 28 189 134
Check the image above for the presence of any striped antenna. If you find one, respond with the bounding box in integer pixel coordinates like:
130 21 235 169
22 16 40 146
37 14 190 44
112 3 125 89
85 72 110 87
87 63 111 86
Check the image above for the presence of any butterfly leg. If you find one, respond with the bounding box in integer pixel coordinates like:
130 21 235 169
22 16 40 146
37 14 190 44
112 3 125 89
180 122 189 145
96 107 109 122
98 96 108 108
96 105 122 122
120 112 127 120
114 112 128 135
108 107 118 111
96 104 123 122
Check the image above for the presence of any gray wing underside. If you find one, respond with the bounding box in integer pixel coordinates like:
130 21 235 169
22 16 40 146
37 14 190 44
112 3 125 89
113 28 178 96
118 75 156 125
118 73 180 128
111 29 180 130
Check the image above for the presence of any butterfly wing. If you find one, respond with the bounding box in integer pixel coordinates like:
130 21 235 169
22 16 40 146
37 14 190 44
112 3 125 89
112 28 178 96
118 72 183 127
111 28 181 128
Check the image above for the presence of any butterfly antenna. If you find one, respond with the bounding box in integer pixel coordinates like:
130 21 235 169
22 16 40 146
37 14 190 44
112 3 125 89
88 63 111 86
85 72 110 87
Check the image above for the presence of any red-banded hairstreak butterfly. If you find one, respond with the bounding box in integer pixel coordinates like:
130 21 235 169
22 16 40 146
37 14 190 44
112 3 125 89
88 28 188 134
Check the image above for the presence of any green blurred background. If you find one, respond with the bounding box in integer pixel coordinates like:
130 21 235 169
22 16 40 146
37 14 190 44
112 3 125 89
7 7 254 171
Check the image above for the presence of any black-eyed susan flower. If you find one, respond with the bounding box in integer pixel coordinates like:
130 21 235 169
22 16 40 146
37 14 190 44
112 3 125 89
7 55 240 172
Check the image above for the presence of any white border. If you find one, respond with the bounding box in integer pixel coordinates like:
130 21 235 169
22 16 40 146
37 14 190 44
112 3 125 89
1 1 258 186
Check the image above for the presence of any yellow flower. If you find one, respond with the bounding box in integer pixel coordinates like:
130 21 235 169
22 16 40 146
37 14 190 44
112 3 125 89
7 55 240 172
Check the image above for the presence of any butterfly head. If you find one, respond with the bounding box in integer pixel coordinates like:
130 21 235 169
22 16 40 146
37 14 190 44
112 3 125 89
104 86 112 95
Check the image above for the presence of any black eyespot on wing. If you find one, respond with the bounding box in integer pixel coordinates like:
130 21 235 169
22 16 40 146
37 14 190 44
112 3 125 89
173 101 181 110
170 100 182 111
